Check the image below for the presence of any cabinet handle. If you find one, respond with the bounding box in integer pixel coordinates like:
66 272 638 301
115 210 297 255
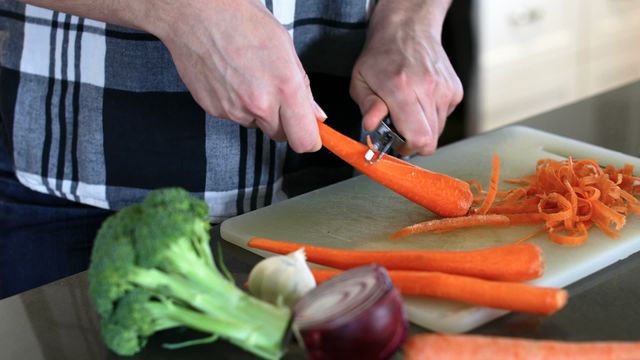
508 8 545 27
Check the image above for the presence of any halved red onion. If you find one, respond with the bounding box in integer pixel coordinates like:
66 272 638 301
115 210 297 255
293 265 408 360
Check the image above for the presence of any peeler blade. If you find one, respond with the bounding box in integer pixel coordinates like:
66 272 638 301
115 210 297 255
364 116 406 164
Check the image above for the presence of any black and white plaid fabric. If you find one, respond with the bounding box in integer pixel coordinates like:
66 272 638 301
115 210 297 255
0 1 374 221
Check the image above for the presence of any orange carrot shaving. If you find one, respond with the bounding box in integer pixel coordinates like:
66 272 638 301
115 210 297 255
512 227 546 244
311 269 567 315
247 237 544 281
475 153 501 214
404 334 640 360
390 214 510 239
318 121 473 217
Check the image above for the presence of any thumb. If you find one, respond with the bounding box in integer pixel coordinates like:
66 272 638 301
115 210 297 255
360 94 389 132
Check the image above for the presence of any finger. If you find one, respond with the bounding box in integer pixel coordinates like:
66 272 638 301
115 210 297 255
255 116 286 142
313 100 328 122
386 92 434 156
279 79 321 153
361 95 389 132
349 76 388 131
413 93 440 156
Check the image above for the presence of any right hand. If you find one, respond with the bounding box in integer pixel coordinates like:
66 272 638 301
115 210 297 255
144 0 325 153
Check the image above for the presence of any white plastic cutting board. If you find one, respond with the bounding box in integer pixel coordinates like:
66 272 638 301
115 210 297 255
220 126 640 333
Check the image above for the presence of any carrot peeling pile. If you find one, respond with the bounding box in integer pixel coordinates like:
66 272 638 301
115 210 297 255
248 237 543 281
311 269 567 315
392 155 640 246
318 121 473 217
404 334 640 360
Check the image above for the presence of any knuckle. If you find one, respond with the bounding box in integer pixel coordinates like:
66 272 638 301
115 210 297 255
409 134 433 151
242 90 272 119
277 78 303 99
453 84 464 104
390 71 410 91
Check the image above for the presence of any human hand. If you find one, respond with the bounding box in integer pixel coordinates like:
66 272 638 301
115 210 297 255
145 0 326 153
350 0 462 156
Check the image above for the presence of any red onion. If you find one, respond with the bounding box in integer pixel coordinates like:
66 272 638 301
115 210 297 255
293 265 408 360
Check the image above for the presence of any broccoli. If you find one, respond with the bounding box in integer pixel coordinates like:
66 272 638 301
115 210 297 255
88 188 291 359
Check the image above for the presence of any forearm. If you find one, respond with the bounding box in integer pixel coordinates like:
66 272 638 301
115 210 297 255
370 0 452 38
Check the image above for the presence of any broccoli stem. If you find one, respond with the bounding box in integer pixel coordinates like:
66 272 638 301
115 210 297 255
132 267 291 359
151 300 288 360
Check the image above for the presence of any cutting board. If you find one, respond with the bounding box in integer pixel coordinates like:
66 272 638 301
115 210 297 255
220 126 640 333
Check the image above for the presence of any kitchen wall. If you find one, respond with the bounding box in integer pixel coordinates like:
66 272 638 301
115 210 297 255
468 0 640 133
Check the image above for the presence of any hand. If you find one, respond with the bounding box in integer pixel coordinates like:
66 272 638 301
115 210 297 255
145 0 326 153
350 0 462 156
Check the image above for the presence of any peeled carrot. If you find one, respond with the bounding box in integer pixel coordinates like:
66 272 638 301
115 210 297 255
311 269 567 315
390 214 511 240
404 334 640 360
318 121 473 217
247 237 544 281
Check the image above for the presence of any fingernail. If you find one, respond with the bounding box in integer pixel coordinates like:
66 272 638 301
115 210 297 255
313 100 328 120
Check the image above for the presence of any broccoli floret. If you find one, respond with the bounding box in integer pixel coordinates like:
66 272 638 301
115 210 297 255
88 188 291 359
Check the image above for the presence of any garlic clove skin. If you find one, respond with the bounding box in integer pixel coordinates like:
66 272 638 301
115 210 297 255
248 248 316 308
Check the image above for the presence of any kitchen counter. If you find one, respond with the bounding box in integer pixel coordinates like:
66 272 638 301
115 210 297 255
1 81 639 360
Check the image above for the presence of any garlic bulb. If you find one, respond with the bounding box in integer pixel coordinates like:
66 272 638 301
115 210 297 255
247 249 316 308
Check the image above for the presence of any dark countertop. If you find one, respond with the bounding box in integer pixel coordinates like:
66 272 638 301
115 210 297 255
2 81 639 360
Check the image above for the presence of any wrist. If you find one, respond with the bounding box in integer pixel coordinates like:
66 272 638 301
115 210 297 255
369 0 451 40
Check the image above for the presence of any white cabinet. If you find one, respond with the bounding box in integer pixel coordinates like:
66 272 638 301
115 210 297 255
471 0 640 133
582 0 640 96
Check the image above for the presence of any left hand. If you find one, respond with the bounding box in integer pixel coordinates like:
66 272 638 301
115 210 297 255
350 0 463 156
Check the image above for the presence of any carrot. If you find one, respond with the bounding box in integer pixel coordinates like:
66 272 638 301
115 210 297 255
390 214 511 240
475 153 501 214
247 237 544 281
318 121 473 217
404 334 640 360
311 269 567 315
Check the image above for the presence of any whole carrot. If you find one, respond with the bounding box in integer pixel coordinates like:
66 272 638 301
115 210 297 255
247 238 544 281
318 121 473 217
311 269 567 315
404 334 640 360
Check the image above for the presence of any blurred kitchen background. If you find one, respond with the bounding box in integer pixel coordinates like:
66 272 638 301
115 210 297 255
461 0 640 135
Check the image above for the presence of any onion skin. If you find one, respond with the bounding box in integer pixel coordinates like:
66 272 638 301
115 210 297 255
293 265 408 360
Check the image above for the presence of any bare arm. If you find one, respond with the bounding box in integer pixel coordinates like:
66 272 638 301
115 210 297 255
20 0 327 153
350 0 462 156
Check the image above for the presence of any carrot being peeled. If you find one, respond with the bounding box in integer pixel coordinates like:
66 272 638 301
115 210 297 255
311 269 567 315
318 121 473 217
248 237 543 281
404 334 640 360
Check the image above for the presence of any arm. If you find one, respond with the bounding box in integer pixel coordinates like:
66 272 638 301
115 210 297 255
350 0 462 156
20 0 326 153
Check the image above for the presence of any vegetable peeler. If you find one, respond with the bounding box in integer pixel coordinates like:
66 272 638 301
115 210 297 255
364 116 406 164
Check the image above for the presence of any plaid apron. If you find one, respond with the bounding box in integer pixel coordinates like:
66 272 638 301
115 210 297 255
0 0 374 221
